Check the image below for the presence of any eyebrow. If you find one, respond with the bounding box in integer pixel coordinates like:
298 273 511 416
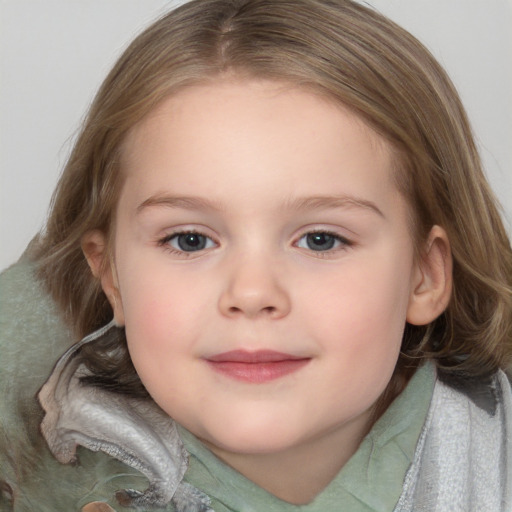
285 195 384 217
137 194 383 217
137 195 224 213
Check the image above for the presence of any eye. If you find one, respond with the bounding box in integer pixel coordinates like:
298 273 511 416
296 231 349 252
161 231 216 253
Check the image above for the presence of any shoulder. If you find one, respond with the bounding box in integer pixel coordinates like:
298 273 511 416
0 259 162 511
395 368 512 511
0 257 73 445
0 258 73 441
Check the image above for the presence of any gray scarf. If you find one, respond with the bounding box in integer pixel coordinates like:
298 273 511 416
395 368 512 511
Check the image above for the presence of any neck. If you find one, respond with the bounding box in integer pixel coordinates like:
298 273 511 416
202 408 374 505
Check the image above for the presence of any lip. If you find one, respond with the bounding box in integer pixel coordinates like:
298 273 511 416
205 350 311 383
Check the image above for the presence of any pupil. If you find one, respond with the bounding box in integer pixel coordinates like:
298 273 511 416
307 233 335 251
178 233 206 251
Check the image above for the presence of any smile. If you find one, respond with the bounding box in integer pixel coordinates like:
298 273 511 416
205 350 311 383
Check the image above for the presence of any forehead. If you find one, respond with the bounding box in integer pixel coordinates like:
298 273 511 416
118 78 401 218
122 77 391 167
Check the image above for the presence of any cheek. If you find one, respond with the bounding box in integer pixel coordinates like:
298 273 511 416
302 256 412 372
117 273 219 424
301 274 408 417
119 281 204 404
119 255 208 324
116 269 193 358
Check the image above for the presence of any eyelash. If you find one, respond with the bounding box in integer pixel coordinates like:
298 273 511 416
157 229 353 257
295 229 352 257
157 230 217 257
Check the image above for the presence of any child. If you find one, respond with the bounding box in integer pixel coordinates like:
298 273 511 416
1 0 511 511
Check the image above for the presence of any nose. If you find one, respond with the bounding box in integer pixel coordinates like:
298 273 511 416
218 254 291 319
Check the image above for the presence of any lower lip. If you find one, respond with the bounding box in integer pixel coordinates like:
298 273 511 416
206 359 310 383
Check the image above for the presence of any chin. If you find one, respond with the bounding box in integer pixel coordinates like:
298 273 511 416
201 421 308 456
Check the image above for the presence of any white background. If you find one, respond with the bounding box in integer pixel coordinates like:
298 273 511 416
1 0 511 271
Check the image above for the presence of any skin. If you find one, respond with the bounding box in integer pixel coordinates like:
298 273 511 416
83 78 452 504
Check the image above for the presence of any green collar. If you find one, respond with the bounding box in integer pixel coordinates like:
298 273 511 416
179 363 436 512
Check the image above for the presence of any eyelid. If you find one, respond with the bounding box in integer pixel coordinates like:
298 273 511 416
294 226 353 243
293 228 354 256
156 225 354 258
157 228 219 257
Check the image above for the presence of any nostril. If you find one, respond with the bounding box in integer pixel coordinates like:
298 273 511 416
228 305 277 316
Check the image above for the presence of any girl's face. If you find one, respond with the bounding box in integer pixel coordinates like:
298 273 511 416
98 78 442 475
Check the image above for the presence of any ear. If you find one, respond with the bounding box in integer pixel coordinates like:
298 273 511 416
407 225 452 326
81 230 125 326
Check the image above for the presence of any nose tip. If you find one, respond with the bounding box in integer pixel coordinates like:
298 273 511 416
218 261 291 319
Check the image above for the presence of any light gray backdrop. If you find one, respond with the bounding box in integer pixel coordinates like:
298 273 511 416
1 0 511 271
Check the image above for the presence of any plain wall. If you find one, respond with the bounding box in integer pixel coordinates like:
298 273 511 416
1 0 511 271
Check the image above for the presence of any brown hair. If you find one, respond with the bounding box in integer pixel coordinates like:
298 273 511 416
36 0 512 396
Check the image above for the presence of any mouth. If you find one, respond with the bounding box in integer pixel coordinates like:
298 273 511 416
205 350 311 383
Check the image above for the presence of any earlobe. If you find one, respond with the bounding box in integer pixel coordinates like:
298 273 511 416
406 225 453 326
81 230 125 326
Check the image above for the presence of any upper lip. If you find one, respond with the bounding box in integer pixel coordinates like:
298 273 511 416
206 350 309 363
